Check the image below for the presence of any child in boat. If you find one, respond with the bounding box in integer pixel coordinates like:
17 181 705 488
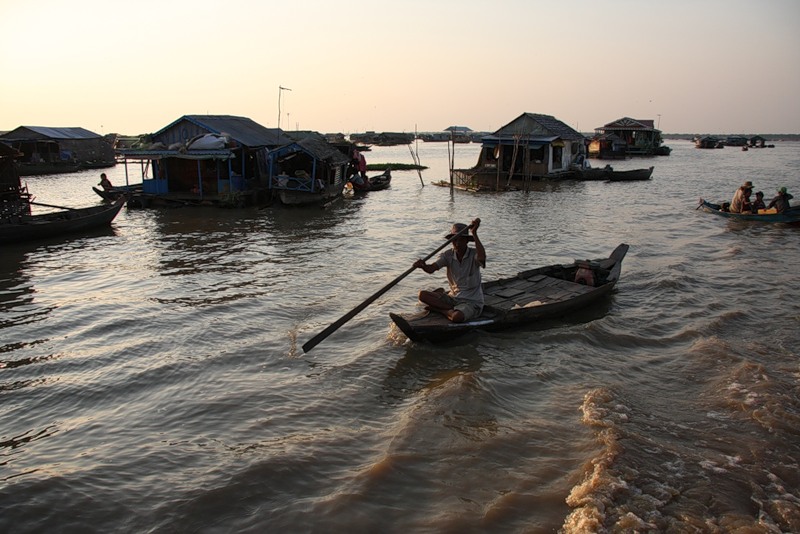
98 173 113 191
751 191 766 212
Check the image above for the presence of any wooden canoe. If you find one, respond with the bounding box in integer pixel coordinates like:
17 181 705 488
698 199 800 224
92 184 142 201
607 166 654 181
0 196 126 244
367 169 392 191
390 243 629 343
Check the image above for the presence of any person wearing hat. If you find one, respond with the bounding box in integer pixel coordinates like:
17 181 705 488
767 187 794 213
413 218 486 323
730 181 753 213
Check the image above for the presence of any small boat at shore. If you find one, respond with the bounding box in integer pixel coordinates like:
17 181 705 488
389 243 629 344
575 165 653 182
1 196 126 244
697 199 800 224
347 169 392 194
607 166 654 181
367 169 392 191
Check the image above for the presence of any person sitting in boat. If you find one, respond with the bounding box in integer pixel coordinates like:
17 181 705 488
348 172 369 191
98 173 113 191
751 191 766 212
767 187 794 213
412 219 486 323
730 181 753 213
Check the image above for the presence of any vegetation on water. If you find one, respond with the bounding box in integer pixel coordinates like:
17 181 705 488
367 163 427 171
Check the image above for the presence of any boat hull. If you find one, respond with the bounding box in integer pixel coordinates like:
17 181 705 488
93 185 142 201
698 199 800 224
390 243 629 343
607 166 654 181
279 182 345 206
0 197 126 244
367 170 392 191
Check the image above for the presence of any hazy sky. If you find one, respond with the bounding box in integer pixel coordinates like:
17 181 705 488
2 0 799 135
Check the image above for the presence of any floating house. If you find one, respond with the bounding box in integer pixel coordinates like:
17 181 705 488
450 113 585 191
724 136 748 147
0 126 115 175
748 135 773 148
119 115 294 207
118 115 351 208
266 134 350 206
349 131 415 146
590 117 670 158
695 136 723 149
1 143 29 218
587 133 628 160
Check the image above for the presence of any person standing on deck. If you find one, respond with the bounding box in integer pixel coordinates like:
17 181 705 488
356 149 367 180
413 219 486 323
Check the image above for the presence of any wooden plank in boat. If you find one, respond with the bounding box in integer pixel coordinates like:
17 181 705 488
484 294 510 306
492 286 527 299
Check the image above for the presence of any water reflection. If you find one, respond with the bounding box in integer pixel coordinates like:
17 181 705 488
381 342 484 404
0 249 51 329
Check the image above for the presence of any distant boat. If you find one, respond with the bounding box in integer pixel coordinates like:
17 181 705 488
1 197 126 244
606 166 654 182
576 165 653 181
697 199 800 224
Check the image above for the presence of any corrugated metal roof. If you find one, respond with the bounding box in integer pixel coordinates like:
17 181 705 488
0 126 101 140
494 113 584 141
269 138 350 165
297 137 350 165
155 115 291 148
118 149 234 160
480 135 557 148
598 117 657 131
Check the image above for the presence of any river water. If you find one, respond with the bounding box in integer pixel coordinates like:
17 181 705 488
1 139 799 533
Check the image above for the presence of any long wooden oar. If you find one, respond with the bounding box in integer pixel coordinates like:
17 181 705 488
29 201 80 211
302 223 472 353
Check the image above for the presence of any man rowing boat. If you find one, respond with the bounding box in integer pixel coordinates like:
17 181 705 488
413 219 486 323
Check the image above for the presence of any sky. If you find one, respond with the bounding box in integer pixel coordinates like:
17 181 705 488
2 0 799 136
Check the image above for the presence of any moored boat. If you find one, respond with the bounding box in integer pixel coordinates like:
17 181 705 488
367 169 391 191
92 184 143 201
389 243 629 344
1 196 126 244
697 199 800 224
607 166 654 181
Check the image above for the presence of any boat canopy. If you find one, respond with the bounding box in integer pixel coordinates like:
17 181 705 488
118 149 235 161
479 135 558 149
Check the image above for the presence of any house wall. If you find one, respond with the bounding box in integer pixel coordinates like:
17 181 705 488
3 138 113 164
59 138 115 163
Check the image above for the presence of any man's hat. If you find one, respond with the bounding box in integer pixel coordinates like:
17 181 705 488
445 223 473 241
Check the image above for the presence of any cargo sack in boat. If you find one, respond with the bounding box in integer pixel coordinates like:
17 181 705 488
574 261 595 286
